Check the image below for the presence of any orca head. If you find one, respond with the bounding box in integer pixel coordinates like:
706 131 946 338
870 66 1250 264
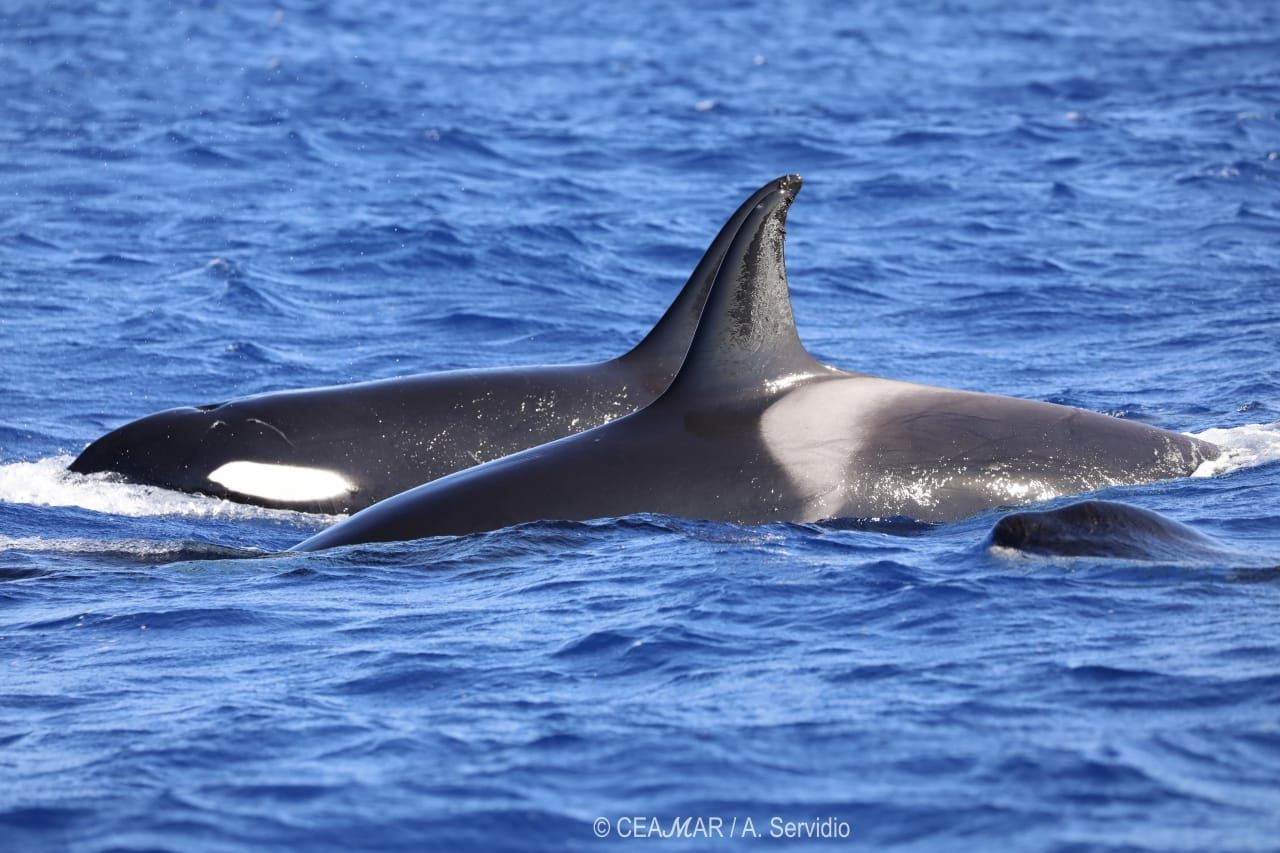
987 500 1226 560
69 405 224 492
69 404 351 506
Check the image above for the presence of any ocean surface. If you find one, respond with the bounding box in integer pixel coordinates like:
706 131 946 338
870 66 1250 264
3 1 1280 849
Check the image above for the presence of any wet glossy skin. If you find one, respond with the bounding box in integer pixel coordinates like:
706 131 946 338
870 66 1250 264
987 500 1230 560
70 177 797 513
294 177 1219 549
71 362 656 513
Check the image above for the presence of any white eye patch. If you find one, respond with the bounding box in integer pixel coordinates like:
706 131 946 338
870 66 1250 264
207 461 353 502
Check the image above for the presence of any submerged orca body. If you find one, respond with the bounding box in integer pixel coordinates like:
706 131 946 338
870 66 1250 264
70 178 792 513
294 176 1219 550
987 500 1230 561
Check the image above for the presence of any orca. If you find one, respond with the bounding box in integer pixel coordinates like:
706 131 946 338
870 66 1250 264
69 177 793 513
292 175 1221 550
986 500 1231 561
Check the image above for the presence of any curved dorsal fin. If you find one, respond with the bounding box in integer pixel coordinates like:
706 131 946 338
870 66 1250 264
660 174 822 402
620 176 806 375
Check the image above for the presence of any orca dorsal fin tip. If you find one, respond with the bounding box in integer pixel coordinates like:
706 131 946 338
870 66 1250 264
620 175 808 372
662 174 821 401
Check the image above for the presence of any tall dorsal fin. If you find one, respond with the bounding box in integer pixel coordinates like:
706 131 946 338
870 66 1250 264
660 174 823 402
619 176 804 374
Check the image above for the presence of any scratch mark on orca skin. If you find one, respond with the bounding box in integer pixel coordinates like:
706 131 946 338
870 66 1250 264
245 418 296 449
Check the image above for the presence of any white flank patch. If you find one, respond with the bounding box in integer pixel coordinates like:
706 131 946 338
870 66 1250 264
207 460 353 502
759 378 882 519
1189 422 1280 478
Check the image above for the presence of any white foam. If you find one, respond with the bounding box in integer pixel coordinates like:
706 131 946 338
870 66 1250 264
208 460 353 503
1189 422 1280 478
0 535 256 559
0 455 342 521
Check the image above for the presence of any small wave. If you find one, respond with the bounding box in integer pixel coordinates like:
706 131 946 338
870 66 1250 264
1190 422 1280 477
0 456 342 522
0 535 259 561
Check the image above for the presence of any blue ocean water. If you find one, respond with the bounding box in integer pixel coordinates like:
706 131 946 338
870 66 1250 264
3 0 1280 849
